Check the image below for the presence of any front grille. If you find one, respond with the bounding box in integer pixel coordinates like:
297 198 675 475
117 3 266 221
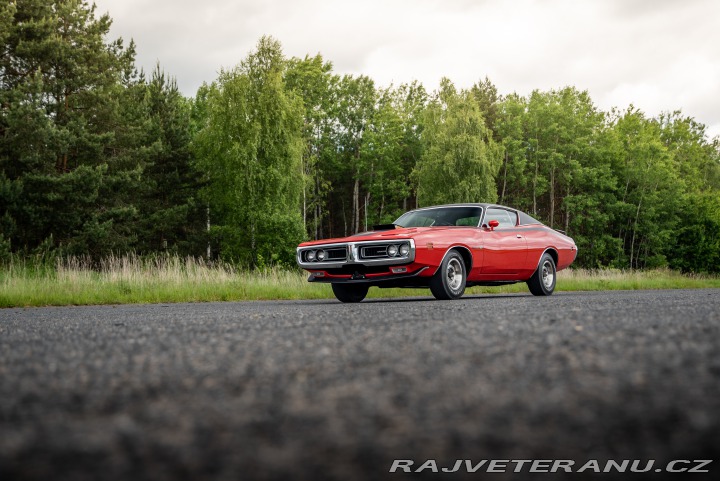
360 245 387 258
325 247 347 261
298 240 414 267
302 246 347 263
357 242 410 261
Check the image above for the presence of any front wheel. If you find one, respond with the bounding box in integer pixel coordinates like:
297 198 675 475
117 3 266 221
527 253 556 296
331 283 369 303
429 250 466 300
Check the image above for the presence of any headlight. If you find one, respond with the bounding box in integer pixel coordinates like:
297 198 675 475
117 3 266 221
399 243 410 256
387 244 398 257
316 249 326 261
306 250 316 262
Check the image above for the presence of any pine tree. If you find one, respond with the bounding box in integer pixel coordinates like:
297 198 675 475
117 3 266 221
0 0 140 257
135 66 205 255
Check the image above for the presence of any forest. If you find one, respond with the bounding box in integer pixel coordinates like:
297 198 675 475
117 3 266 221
1 1 719 272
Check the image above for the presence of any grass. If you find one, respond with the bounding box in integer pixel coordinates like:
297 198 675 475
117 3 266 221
1 255 718 308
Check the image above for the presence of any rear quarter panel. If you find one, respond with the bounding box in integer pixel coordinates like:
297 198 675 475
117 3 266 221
523 226 577 277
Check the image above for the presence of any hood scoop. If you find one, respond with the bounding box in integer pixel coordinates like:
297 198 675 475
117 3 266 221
372 224 396 231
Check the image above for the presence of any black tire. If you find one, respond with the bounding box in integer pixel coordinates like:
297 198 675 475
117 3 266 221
331 283 369 303
527 252 556 296
429 250 466 300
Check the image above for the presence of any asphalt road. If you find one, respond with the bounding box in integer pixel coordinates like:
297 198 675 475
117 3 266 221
1 289 719 480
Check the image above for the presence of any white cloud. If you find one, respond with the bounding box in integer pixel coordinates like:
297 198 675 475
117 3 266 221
93 0 720 139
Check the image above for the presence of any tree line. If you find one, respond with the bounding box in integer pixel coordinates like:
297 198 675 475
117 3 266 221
1 1 719 272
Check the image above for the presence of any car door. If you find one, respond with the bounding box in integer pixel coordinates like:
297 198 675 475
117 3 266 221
479 208 528 275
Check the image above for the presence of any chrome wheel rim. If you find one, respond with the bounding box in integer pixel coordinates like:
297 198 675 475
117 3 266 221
542 260 554 289
447 258 463 292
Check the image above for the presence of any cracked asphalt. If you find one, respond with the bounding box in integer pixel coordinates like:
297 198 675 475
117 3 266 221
1 289 719 480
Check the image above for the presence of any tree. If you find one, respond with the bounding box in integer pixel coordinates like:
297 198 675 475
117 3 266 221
658 111 720 192
390 81 427 212
610 108 684 268
414 78 501 206
193 36 305 267
0 0 142 257
658 112 720 272
470 76 500 139
358 88 406 228
331 74 376 234
669 191 720 273
285 54 335 239
134 66 205 255
495 93 529 206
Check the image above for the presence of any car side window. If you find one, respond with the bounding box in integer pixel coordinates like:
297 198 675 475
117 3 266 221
455 216 481 226
485 208 517 228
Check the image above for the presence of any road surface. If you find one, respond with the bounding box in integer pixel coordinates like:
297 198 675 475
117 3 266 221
1 289 719 480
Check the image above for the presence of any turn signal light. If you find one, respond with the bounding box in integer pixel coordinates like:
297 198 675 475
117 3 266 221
391 267 407 274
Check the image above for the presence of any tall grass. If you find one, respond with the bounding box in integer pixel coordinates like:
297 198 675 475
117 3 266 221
1 255 718 307
1 254 330 307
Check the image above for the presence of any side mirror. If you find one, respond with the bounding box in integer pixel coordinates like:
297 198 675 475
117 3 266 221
488 220 499 231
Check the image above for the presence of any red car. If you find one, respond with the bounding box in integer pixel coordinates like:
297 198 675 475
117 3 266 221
297 204 577 302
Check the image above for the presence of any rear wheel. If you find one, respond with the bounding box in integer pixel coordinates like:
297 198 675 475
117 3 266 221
527 253 556 296
331 283 369 303
429 250 466 300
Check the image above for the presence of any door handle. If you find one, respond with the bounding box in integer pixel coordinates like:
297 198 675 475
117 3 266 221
516 235 523 239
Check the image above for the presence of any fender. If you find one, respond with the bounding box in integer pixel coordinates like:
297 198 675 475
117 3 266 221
533 247 559 271
429 245 474 276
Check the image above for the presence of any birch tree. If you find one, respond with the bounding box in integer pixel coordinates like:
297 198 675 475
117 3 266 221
193 37 305 267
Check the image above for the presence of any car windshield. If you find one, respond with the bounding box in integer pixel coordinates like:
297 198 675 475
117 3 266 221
394 206 483 228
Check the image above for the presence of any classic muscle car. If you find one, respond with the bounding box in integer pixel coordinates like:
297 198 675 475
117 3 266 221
297 204 577 302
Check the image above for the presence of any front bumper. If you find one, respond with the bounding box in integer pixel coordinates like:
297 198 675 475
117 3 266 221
307 266 429 284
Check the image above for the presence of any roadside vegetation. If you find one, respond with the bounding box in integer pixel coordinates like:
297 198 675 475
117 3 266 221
2 255 718 308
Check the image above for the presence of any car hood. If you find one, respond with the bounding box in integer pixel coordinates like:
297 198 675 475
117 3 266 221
299 227 449 247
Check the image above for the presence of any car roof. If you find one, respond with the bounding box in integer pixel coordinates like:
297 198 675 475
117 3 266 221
409 203 510 211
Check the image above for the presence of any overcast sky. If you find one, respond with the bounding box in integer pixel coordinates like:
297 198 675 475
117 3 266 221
93 0 720 139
